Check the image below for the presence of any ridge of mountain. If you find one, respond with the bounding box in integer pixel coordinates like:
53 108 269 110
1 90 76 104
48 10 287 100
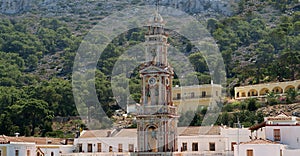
0 0 235 17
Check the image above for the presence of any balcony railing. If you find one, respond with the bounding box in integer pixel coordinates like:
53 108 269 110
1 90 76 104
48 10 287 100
137 105 177 115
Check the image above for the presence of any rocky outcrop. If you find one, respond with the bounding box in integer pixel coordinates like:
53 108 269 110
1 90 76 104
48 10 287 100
144 0 234 15
0 0 235 16
0 0 32 14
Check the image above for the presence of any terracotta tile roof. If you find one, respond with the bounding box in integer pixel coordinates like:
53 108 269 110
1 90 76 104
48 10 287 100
79 129 112 138
241 139 279 145
0 135 64 145
0 135 9 143
178 126 220 136
79 126 221 138
114 129 137 137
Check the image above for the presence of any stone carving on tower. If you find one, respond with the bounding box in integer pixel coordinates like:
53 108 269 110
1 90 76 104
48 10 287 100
136 7 179 154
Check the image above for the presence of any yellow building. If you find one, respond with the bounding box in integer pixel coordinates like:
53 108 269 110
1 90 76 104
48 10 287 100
172 84 223 113
234 80 300 100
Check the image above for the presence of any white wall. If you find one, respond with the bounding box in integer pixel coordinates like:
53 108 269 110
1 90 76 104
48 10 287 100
6 142 35 156
234 144 281 156
74 137 137 153
178 135 226 152
265 126 300 148
221 127 252 151
39 145 73 156
39 147 60 156
60 145 75 154
283 148 300 156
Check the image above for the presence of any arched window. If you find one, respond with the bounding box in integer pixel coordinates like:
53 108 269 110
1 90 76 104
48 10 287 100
272 86 283 94
284 85 295 93
51 152 54 156
259 88 269 96
248 89 258 96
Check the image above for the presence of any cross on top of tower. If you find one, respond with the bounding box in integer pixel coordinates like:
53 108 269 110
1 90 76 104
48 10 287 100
156 0 160 13
147 0 164 26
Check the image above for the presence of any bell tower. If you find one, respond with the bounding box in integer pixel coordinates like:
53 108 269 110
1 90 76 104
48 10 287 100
137 4 178 153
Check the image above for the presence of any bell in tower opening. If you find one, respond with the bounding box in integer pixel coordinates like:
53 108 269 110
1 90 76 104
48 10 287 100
136 4 179 155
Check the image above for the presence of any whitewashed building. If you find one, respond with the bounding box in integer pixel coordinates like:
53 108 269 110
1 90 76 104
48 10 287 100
0 135 73 156
73 129 137 153
0 142 36 156
235 112 300 156
62 126 252 156
234 139 284 156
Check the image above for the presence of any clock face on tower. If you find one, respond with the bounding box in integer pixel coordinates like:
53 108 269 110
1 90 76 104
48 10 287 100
148 77 157 85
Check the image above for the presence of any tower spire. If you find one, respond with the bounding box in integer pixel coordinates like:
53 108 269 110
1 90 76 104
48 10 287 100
137 5 178 153
156 0 160 13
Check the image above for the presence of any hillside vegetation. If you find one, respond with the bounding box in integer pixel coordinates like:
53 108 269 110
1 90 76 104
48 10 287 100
0 0 299 136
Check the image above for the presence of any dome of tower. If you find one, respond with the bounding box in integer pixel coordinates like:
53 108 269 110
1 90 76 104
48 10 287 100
148 12 164 24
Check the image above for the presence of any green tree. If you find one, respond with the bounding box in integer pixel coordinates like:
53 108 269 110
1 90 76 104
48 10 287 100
266 92 279 105
247 98 258 111
10 99 53 136
285 88 299 104
188 52 208 73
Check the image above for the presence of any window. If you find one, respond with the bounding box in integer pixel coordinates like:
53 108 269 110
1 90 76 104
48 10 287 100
231 142 237 151
247 149 253 156
0 150 2 156
241 92 246 97
15 150 19 156
182 142 187 151
216 91 218 96
274 129 281 141
177 93 181 99
202 91 206 97
118 144 123 152
209 142 215 151
109 146 113 152
280 149 283 156
191 92 195 98
27 150 30 156
78 143 83 152
51 152 54 156
129 144 134 152
87 143 93 152
97 143 102 152
192 142 198 151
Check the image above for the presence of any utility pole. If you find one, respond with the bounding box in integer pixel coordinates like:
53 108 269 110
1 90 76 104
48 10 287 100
237 117 241 156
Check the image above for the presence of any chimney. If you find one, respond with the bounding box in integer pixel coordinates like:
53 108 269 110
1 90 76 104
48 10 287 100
15 133 20 137
107 131 111 137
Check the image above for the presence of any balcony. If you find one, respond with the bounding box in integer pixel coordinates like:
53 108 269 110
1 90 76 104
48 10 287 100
137 105 177 115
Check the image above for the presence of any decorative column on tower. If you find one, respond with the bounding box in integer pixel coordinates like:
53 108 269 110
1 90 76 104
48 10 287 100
136 9 178 153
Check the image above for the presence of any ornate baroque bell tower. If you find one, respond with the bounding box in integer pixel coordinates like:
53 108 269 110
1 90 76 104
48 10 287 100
137 9 178 153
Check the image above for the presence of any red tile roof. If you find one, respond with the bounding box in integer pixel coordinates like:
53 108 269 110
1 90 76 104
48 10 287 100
0 135 64 145
178 126 220 136
241 139 279 145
